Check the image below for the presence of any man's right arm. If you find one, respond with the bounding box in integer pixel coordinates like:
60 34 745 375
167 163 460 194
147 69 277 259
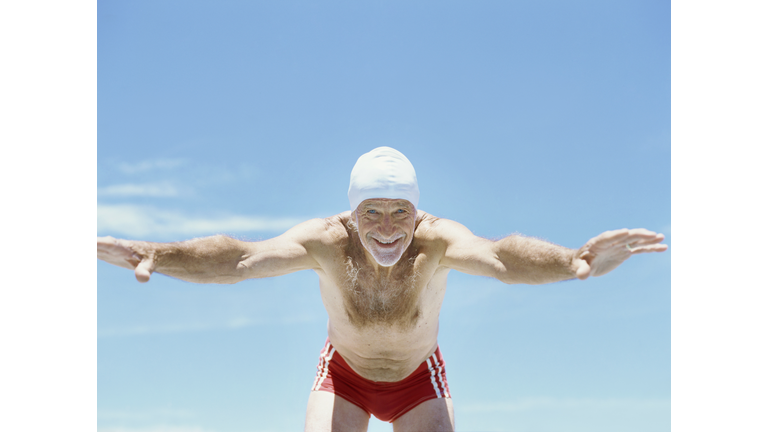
97 218 326 284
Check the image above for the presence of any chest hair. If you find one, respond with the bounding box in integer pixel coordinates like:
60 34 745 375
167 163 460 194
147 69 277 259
341 242 423 329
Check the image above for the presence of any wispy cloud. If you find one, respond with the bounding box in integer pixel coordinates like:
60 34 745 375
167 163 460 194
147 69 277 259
98 323 215 338
98 314 322 338
462 397 670 413
117 158 187 174
98 426 211 432
97 204 305 238
97 319 252 338
99 409 196 422
98 182 180 197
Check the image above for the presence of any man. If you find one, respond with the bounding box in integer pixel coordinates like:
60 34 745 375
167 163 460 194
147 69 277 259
97 147 667 431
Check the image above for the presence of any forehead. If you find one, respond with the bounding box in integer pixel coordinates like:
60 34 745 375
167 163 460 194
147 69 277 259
358 198 414 210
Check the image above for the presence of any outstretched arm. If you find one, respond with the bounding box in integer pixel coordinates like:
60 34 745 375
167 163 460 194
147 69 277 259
97 219 326 284
436 219 667 284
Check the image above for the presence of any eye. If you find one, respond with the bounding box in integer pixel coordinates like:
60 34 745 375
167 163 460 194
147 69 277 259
396 209 405 213
367 210 376 214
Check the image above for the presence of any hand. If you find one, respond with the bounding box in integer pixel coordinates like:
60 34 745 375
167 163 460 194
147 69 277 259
573 228 667 280
97 236 155 283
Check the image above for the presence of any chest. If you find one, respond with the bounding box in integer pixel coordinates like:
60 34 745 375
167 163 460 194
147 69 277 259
335 248 438 329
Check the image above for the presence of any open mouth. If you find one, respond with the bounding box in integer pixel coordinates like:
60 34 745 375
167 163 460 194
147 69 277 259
373 237 401 247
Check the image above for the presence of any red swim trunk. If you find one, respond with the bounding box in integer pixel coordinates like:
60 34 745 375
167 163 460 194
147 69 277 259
311 338 451 423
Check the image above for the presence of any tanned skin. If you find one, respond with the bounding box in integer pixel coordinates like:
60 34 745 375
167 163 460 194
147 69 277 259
97 198 667 431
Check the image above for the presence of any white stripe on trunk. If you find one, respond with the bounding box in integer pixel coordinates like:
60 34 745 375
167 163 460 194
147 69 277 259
432 353 449 398
311 342 331 391
313 347 336 391
426 356 442 398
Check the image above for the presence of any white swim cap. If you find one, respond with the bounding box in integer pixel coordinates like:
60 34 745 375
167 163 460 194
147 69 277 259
348 147 420 211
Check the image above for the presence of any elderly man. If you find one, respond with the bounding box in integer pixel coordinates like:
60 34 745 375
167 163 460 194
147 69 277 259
97 147 667 431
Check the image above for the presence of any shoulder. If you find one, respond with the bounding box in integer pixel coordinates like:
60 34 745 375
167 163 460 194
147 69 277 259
413 212 484 266
414 211 473 242
414 210 475 248
261 213 351 264
414 212 488 259
286 212 351 245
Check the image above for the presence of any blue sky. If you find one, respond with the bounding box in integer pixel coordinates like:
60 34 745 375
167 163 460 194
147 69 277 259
96 1 671 431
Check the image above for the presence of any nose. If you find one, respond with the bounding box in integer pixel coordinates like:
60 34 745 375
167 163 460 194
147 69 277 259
378 214 396 236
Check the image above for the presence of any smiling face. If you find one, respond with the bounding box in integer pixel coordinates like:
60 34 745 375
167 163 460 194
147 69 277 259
354 198 417 267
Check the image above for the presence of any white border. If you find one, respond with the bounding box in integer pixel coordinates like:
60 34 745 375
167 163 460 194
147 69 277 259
672 1 768 430
0 1 96 431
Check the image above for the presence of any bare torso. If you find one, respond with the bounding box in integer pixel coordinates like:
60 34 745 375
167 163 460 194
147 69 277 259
312 210 449 382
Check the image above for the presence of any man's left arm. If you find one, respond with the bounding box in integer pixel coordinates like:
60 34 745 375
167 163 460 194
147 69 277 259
436 219 667 284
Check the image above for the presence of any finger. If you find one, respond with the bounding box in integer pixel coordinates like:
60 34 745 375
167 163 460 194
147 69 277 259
629 244 668 254
576 259 591 280
97 243 139 271
625 236 666 252
627 238 666 250
97 236 116 246
97 237 119 255
623 230 664 245
134 258 155 283
97 237 129 256
598 229 631 246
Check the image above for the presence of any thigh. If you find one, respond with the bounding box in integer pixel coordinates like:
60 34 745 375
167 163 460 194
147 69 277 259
392 397 455 432
305 391 371 432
